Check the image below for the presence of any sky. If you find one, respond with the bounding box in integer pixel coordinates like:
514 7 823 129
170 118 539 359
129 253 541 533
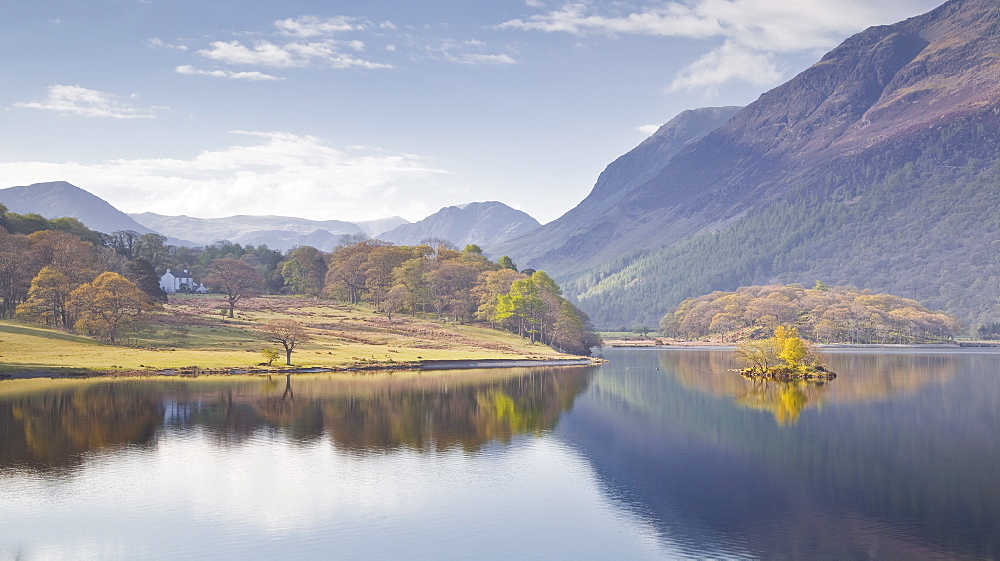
0 0 943 224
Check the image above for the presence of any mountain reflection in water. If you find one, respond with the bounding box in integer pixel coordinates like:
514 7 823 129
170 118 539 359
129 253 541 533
557 348 999 559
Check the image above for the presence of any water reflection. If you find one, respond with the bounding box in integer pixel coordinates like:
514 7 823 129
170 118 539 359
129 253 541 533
734 378 828 424
0 367 594 472
655 348 957 424
0 384 163 472
2 350 998 559
558 348 1000 559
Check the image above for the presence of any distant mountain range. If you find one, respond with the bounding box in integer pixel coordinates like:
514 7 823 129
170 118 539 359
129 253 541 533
128 212 407 252
0 181 540 254
376 201 540 248
499 0 1000 329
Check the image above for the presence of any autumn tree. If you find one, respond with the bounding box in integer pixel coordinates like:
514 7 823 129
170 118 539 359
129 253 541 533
382 284 408 322
26 230 97 287
0 229 32 318
472 269 526 327
68 272 158 344
281 246 327 296
15 266 74 328
325 243 371 304
365 245 414 312
392 257 431 314
735 338 780 374
255 319 310 366
206 257 265 318
774 325 808 368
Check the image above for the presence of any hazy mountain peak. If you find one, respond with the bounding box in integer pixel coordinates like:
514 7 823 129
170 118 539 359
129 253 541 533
377 201 540 248
0 181 159 237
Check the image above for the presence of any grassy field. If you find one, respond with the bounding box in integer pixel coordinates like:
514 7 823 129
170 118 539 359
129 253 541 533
0 294 571 375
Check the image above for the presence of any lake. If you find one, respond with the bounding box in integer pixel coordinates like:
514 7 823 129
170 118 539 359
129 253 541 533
2 348 998 560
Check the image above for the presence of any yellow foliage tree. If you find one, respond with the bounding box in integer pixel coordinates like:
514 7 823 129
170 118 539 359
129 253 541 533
68 272 157 345
15 266 75 329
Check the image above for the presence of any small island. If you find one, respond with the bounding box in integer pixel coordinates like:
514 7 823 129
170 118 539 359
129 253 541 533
736 326 836 381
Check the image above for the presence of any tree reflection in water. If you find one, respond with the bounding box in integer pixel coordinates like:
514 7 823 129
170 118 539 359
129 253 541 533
0 384 163 472
735 378 828 425
657 349 958 424
0 367 595 471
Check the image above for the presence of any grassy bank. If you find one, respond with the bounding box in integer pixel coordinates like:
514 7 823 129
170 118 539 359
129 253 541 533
0 294 576 377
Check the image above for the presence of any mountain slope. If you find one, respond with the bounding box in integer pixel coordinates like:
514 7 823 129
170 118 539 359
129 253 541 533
516 0 1000 328
377 201 540 248
491 106 741 270
0 181 159 236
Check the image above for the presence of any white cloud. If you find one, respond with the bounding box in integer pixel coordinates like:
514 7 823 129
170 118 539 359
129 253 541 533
274 15 365 37
636 124 660 136
0 132 448 221
501 0 941 90
175 65 282 81
198 39 391 70
669 40 782 93
430 40 517 65
13 85 159 119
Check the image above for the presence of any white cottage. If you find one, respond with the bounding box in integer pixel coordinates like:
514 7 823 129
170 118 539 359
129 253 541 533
159 269 207 294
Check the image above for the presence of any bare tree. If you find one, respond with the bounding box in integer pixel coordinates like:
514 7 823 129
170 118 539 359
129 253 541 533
206 257 264 318
255 319 310 365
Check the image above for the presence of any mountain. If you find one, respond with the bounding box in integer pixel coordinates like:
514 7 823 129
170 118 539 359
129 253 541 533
504 0 1000 329
490 106 741 273
0 181 193 245
0 181 157 235
376 201 540 248
130 213 370 252
354 216 409 238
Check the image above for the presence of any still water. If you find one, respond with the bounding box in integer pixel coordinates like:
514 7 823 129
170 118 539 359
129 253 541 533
2 348 998 560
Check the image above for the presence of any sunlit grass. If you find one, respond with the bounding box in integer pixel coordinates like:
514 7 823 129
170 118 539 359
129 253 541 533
0 294 571 375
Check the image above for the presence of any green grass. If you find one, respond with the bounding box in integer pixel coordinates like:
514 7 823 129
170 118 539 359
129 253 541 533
0 295 572 376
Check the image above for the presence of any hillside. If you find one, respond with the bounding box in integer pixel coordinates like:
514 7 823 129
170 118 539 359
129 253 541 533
507 0 1000 329
0 182 193 245
491 106 741 269
378 201 540 248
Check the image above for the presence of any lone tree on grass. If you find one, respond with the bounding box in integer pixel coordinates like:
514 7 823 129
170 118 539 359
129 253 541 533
255 319 310 366
207 257 264 318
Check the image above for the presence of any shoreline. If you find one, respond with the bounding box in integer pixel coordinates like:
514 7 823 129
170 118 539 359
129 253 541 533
0 356 606 381
602 340 996 350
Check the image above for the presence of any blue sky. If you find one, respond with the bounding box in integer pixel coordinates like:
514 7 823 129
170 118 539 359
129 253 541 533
0 0 942 224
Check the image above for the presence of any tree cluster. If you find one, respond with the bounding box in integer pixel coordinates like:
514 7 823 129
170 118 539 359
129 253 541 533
0 230 160 344
312 239 600 355
661 283 961 344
